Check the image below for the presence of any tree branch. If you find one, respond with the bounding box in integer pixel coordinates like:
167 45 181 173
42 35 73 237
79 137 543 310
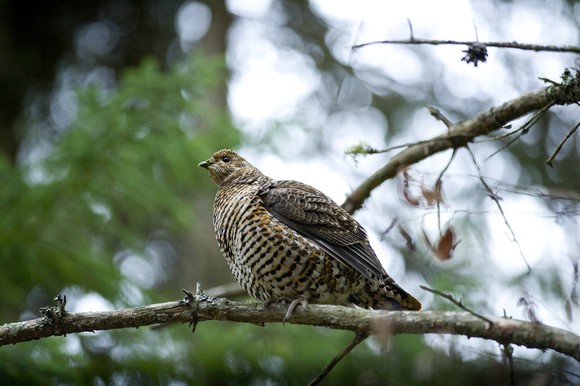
341 82 580 214
1 297 578 361
352 38 580 54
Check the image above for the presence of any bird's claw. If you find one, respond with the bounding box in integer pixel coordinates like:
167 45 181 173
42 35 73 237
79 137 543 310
283 297 309 324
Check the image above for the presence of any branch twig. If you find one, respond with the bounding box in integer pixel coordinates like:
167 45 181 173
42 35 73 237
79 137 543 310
466 146 531 272
420 285 494 326
502 343 515 386
482 102 553 161
352 38 580 54
341 83 580 214
308 331 368 386
547 120 580 167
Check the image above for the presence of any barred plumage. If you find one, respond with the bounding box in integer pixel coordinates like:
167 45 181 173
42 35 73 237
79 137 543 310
199 149 421 318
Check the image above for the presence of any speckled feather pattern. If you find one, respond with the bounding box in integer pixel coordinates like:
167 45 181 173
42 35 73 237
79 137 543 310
199 149 421 311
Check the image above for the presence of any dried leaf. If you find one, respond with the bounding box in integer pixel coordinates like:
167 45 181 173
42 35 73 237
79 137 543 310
402 170 446 208
434 227 457 261
420 185 436 206
421 180 445 207
403 190 421 207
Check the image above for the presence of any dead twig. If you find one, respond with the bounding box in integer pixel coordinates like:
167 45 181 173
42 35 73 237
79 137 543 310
547 120 580 167
435 150 456 234
466 146 531 272
420 285 494 326
426 106 454 129
482 102 553 161
308 331 369 386
502 343 515 386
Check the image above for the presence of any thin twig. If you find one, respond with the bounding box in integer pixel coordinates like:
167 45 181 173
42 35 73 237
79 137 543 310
483 102 553 161
502 343 515 386
341 82 580 214
466 146 531 272
427 106 457 234
308 331 369 386
420 285 494 326
352 38 580 54
547 120 580 167
407 18 414 41
409 170 580 202
346 137 452 157
483 130 527 161
472 20 479 42
380 217 398 241
475 127 515 142
426 106 454 129
436 150 456 234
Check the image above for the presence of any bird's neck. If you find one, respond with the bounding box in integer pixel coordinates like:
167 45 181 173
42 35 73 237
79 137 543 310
219 168 271 188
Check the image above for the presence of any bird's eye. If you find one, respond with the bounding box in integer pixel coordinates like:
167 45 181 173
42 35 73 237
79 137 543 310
221 156 231 163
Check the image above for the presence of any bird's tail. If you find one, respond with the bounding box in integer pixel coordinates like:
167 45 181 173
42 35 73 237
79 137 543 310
404 294 422 311
378 292 422 311
378 276 422 311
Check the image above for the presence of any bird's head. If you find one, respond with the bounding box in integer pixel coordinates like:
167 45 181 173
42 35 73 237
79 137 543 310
199 149 262 187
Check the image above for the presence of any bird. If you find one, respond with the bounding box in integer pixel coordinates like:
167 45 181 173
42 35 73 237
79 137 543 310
199 149 421 321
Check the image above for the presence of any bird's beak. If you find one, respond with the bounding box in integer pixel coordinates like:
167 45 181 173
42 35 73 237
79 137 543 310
198 160 212 169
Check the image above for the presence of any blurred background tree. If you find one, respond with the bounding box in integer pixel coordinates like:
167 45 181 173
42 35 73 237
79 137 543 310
0 0 579 385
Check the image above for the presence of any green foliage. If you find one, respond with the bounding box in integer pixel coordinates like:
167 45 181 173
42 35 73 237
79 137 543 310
0 54 243 383
2 321 559 385
0 55 238 320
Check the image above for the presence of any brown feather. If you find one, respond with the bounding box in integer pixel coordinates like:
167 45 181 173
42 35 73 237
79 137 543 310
199 149 422 311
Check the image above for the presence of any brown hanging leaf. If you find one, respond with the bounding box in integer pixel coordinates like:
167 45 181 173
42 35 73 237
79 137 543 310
401 170 446 208
422 226 460 261
421 179 445 206
433 226 457 261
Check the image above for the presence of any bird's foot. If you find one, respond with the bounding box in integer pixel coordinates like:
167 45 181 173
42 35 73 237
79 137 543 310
262 298 279 308
283 297 309 324
262 296 309 324
263 296 292 307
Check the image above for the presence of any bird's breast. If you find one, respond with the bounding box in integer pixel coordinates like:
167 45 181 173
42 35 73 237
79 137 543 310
212 184 336 301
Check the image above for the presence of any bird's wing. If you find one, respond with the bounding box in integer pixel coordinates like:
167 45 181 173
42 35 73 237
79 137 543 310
259 180 387 280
